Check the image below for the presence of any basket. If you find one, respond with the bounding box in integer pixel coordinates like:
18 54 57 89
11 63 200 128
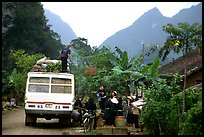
115 116 126 127
85 67 96 76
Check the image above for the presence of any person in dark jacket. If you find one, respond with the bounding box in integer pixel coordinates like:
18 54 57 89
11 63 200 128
84 97 97 129
117 96 124 116
109 91 119 127
126 96 134 126
104 91 118 127
85 97 97 112
104 96 111 125
96 85 106 112
60 44 71 73
73 97 83 124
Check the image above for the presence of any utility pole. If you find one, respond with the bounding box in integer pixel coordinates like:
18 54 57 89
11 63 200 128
142 43 145 64
182 45 187 115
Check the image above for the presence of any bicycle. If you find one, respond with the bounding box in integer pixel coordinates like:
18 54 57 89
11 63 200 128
82 109 96 133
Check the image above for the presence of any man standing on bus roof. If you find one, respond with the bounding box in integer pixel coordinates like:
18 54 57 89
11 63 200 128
60 44 72 73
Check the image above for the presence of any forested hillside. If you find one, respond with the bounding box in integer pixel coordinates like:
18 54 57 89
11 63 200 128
44 9 77 45
2 2 64 73
2 2 65 102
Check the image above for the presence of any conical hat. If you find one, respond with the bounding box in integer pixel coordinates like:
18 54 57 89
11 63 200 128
111 97 118 104
132 96 136 99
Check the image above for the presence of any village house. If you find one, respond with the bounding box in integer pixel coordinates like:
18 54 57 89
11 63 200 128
158 48 202 88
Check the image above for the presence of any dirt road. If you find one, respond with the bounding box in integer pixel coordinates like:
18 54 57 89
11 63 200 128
2 107 144 135
2 107 85 135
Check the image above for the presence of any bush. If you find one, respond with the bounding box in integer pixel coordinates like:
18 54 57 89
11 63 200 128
179 88 202 135
140 74 183 135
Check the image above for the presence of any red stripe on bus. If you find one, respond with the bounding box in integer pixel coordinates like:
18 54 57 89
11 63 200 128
26 101 71 105
54 102 71 105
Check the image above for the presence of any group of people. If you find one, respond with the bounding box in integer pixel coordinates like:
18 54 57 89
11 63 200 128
72 87 119 128
96 85 142 128
72 85 142 129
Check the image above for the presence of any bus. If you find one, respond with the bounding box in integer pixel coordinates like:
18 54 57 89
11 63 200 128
24 72 75 126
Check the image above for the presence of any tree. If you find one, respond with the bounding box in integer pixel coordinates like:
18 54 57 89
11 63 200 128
2 2 17 35
158 23 202 114
2 2 64 73
70 37 94 66
11 49 44 73
70 40 117 96
159 23 202 61
7 50 44 104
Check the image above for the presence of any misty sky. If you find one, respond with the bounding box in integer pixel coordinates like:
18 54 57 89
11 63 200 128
41 2 200 47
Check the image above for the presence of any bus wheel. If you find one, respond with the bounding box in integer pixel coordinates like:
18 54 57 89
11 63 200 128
59 117 71 127
25 114 36 126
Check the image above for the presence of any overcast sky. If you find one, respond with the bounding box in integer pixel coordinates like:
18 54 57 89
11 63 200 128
41 2 200 47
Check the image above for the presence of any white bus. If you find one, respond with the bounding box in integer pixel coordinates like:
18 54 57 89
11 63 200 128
24 72 75 126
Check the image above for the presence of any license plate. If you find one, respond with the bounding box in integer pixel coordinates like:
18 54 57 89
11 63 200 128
45 104 53 108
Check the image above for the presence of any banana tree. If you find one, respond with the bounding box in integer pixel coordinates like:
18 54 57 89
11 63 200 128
111 46 160 96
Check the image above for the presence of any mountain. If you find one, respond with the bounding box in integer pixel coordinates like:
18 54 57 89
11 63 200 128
44 9 77 45
99 3 202 65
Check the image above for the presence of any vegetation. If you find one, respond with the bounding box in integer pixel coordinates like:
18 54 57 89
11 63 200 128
7 50 44 104
158 23 202 114
2 2 64 73
2 2 63 103
2 2 202 135
159 23 202 61
140 74 202 135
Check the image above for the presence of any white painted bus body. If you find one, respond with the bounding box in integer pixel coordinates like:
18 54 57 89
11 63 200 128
24 72 75 126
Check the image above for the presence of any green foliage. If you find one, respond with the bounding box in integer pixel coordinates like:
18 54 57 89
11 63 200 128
11 49 44 73
179 100 202 135
70 44 118 96
91 46 116 69
71 37 94 66
185 88 202 111
2 2 16 32
6 50 45 103
9 71 27 92
115 47 129 69
140 73 202 135
141 74 183 135
8 69 27 103
110 51 162 95
2 2 64 72
147 56 160 79
46 62 61 72
159 23 202 61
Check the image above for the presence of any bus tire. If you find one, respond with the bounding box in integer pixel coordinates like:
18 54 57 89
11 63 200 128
59 117 71 127
25 114 36 126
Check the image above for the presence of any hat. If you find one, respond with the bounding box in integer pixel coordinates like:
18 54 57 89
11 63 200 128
111 97 118 104
132 96 136 100
127 96 132 99
113 91 117 95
